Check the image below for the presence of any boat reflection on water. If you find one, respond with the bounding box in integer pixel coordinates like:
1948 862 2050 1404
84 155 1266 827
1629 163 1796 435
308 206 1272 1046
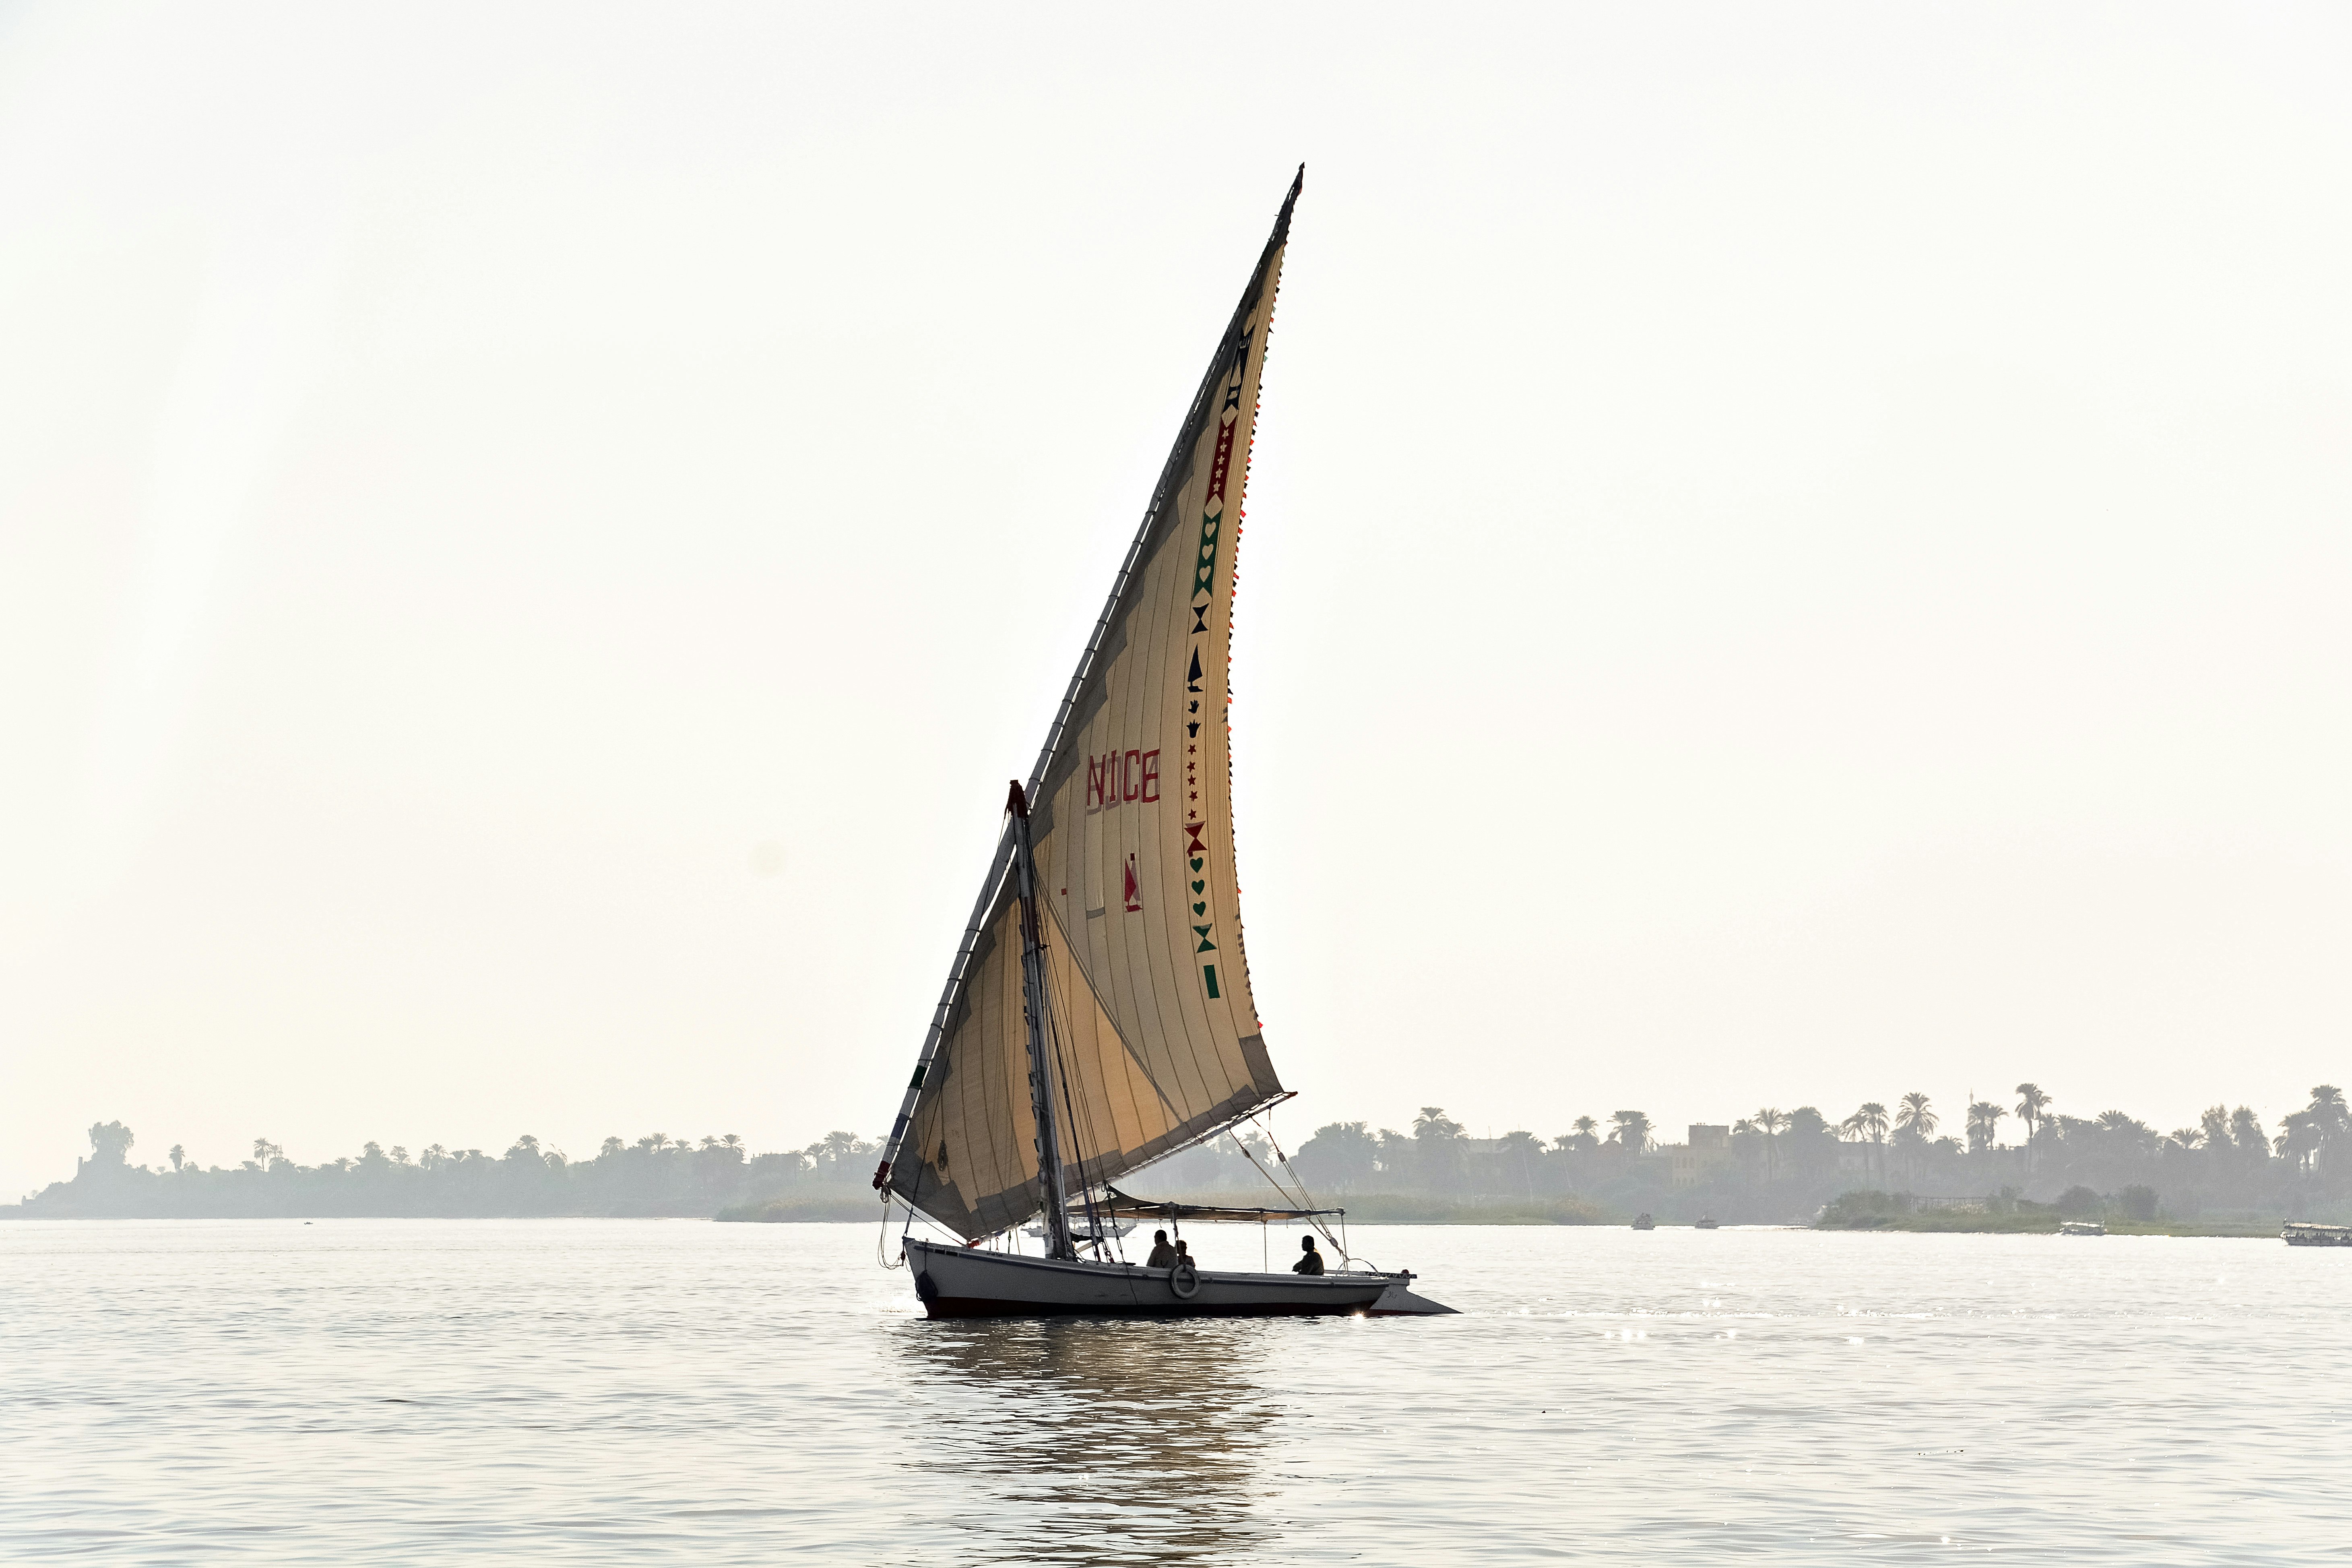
887 1314 1280 1564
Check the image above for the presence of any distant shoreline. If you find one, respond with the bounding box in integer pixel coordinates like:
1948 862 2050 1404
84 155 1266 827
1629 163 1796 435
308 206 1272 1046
25 1097 2349 1235
0 1209 2297 1235
723 1196 2290 1234
1812 1214 2280 1237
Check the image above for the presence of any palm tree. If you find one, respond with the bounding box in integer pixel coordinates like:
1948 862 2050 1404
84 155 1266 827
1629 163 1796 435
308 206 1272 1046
1966 1100 2005 1155
2309 1086 2348 1177
1749 1107 1787 1182
2015 1083 2050 1175
1408 1108 1467 1193
1852 1102 1890 1186
2198 1105 2231 1151
1893 1095 1935 1185
1896 1093 1937 1140
814 1130 866 1166
2277 1110 2320 1175
2229 1105 2268 1158
1413 1106 1465 1140
1609 1110 1653 1156
1554 1116 1600 1156
1836 1110 1866 1173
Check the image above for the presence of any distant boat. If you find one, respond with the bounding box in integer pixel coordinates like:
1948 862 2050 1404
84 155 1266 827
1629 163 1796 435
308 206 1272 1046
1631 1213 1655 1231
2059 1220 2105 1236
2282 1222 2352 1246
1693 1216 1718 1230
866 168 1452 1320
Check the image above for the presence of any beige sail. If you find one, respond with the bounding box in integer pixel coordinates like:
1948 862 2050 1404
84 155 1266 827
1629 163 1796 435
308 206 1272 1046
883 172 1299 1240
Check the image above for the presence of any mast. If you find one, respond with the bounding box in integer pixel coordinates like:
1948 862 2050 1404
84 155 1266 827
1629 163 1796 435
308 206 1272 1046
1007 780 1077 1260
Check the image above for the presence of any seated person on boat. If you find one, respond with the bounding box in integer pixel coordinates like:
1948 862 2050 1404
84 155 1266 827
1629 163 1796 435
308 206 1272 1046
1292 1235 1325 1275
1144 1229 1178 1268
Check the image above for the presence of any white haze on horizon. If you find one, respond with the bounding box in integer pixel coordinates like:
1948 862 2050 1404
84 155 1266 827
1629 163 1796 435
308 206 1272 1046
3 4 2349 1195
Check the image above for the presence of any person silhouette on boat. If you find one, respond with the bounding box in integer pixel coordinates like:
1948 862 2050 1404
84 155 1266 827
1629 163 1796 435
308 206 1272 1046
1144 1229 1178 1268
1175 1239 1196 1271
1291 1235 1325 1275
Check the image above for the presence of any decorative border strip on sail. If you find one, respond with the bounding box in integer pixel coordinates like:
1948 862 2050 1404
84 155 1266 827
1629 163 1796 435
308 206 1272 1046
1182 311 1252 1003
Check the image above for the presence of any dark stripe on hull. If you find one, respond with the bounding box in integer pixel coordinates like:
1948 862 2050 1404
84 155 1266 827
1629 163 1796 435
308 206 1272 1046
920 1295 1373 1320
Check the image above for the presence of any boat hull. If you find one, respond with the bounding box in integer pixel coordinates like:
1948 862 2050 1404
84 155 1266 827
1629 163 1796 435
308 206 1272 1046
905 1238 1444 1318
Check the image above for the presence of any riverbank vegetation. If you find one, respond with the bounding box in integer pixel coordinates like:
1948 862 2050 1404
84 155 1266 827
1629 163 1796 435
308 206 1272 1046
12 1082 2347 1226
1269 1087 2352 1228
1813 1187 2280 1236
9 1124 888 1220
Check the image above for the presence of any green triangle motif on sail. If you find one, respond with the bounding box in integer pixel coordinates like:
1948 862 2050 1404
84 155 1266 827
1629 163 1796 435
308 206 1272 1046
880 171 1301 1242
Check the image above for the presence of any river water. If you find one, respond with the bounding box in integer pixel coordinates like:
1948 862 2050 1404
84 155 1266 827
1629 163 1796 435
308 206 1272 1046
2 1219 2344 1564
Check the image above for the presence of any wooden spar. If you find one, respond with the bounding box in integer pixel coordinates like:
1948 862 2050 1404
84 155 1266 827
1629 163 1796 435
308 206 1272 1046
1008 781 1076 1262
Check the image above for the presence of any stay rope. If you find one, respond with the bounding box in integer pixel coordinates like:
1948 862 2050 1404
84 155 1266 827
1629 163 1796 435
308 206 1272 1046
1233 1107 1382 1275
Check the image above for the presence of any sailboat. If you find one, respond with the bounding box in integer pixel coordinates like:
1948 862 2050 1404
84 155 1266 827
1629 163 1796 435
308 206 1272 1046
869 168 1451 1320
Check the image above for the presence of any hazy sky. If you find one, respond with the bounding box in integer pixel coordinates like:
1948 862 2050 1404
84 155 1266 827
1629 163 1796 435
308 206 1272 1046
4 4 2349 1197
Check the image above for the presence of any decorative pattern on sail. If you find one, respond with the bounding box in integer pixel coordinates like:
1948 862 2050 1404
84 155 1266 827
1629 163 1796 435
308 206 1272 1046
883 172 1301 1240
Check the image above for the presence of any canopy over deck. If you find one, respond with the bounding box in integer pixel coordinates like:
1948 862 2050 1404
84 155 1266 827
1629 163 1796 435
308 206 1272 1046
1094 1185 1341 1223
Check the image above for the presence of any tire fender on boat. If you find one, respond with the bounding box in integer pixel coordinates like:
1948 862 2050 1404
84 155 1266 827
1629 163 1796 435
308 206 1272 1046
1170 1259 1199 1299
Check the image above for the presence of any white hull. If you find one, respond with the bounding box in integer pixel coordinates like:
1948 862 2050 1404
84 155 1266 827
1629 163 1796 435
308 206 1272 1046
2282 1223 2352 1246
905 1237 1452 1318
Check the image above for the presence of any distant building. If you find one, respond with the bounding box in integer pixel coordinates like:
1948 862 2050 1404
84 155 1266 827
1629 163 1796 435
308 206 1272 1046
1672 1125 1733 1189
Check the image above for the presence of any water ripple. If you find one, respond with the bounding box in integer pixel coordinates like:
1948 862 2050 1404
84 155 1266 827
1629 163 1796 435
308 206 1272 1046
2 1221 2345 1564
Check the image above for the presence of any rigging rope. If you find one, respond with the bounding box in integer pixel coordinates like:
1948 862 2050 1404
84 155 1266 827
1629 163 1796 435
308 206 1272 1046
1233 1110 1383 1274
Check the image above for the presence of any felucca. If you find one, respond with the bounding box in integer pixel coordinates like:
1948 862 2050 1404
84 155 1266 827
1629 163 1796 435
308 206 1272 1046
869 168 1451 1319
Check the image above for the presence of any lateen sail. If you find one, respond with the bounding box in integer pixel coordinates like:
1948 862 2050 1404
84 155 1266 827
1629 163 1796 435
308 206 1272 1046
880 171 1301 1240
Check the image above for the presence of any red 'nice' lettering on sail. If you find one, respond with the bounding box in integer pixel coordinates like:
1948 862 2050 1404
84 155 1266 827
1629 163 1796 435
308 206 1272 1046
1086 749 1159 813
